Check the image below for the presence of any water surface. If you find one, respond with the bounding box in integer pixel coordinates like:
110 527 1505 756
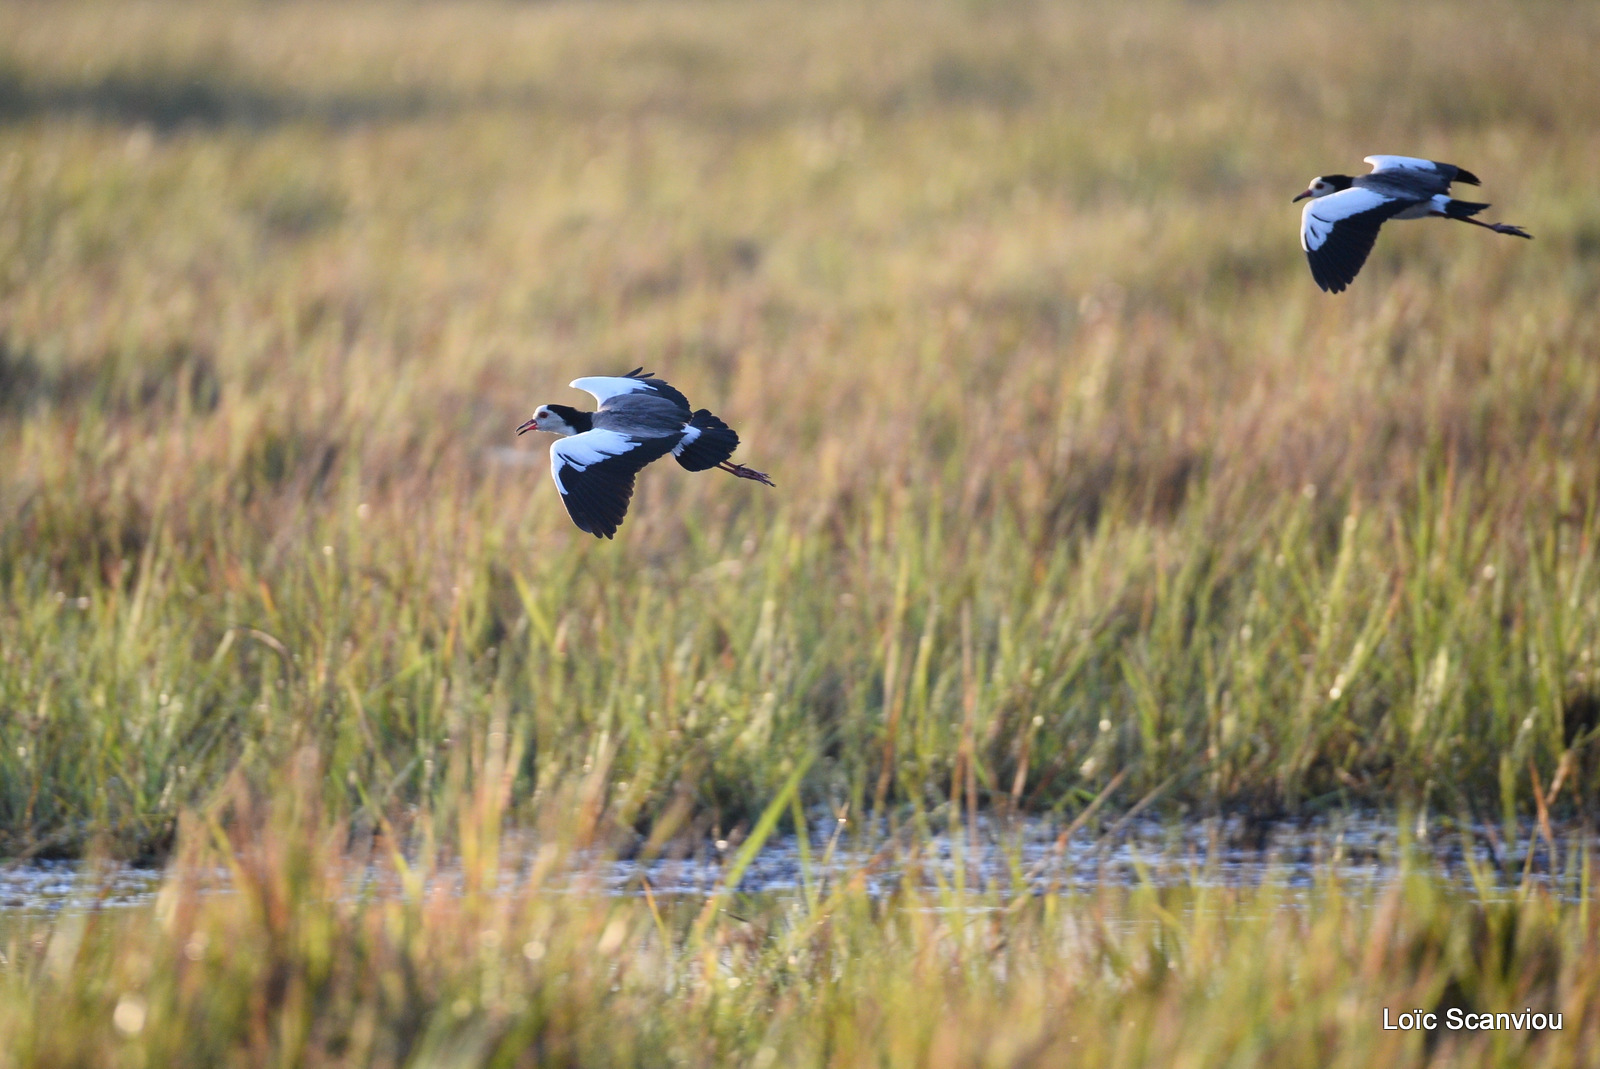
1 813 1586 918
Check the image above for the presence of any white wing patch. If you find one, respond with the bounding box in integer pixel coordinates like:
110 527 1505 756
549 429 644 494
1364 155 1441 175
671 424 702 457
569 376 654 407
1301 187 1400 251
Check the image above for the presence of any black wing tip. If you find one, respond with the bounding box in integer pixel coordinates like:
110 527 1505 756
558 469 631 538
569 505 622 539
1313 272 1349 294
570 502 620 538
1307 251 1357 293
1307 250 1357 293
579 511 622 538
1451 166 1482 186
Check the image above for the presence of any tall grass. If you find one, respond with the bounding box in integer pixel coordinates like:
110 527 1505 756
2 768 1597 1068
3 0 1600 856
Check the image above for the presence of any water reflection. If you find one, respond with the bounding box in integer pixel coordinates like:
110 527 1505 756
0 859 162 915
0 813 1589 916
579 813 1587 901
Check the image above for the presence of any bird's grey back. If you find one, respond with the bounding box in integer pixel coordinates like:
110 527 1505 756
595 393 689 437
1355 164 1455 200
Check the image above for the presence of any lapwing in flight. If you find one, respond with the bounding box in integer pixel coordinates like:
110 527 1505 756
1294 155 1531 293
518 369 773 538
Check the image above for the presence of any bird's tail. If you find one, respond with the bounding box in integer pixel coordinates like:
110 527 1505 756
1443 199 1491 219
674 409 740 471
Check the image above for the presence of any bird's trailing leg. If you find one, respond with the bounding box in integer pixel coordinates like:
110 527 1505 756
1451 215 1533 239
717 461 775 487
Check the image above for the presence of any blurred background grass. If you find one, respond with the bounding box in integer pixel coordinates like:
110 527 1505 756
2 0 1600 858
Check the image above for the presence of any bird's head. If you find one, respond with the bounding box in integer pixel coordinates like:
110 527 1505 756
517 404 587 437
1293 175 1353 202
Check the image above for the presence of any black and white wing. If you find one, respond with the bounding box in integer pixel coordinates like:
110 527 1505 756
1301 187 1415 293
570 368 691 417
1365 156 1480 191
549 429 677 538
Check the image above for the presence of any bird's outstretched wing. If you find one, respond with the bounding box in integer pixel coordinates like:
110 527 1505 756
549 429 677 538
1364 156 1480 188
570 368 692 415
1301 187 1414 293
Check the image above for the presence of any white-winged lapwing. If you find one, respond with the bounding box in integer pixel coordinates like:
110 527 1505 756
1294 155 1531 293
517 368 773 538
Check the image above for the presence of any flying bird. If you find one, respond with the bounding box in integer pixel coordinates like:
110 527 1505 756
1293 155 1531 293
517 369 773 538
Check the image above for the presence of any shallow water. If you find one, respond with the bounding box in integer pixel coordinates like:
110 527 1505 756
0 859 164 915
570 812 1587 902
1 813 1588 917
